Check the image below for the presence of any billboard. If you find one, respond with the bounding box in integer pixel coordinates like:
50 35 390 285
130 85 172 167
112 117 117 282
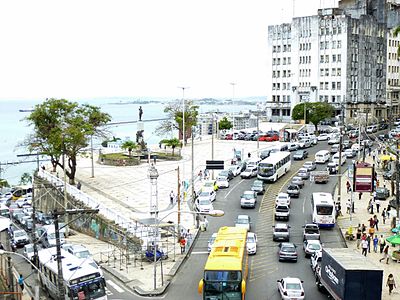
354 163 373 192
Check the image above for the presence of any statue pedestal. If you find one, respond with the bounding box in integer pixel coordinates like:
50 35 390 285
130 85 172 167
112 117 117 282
137 121 144 132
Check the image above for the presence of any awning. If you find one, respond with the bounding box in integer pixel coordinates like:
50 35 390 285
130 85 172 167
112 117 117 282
379 155 396 161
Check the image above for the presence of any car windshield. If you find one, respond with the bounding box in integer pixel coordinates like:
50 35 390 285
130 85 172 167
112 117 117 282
219 171 228 176
293 177 302 181
199 199 211 205
309 243 321 250
244 169 252 173
253 181 262 187
237 218 248 224
276 207 289 212
75 250 91 259
286 283 301 290
15 231 25 237
316 205 333 215
295 151 303 155
217 177 227 182
288 185 297 190
242 193 254 200
281 246 295 252
275 228 288 232
199 192 211 198
247 236 255 243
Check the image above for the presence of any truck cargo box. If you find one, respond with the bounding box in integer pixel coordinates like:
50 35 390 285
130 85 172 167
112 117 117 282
321 248 383 300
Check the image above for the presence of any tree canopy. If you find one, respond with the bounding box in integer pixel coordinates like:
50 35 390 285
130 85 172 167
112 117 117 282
218 117 233 130
121 140 138 157
155 100 199 145
25 98 111 184
292 102 334 131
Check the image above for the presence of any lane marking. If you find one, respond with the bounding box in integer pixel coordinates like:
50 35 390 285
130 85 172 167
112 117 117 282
191 251 209 255
258 185 271 213
106 280 125 293
224 179 244 199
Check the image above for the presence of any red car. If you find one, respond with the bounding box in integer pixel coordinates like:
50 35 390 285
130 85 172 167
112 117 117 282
264 134 279 142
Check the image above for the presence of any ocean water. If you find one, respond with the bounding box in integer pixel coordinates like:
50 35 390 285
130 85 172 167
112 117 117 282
0 97 256 184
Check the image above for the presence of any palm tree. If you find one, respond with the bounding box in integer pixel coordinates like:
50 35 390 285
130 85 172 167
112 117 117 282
121 140 138 157
165 138 181 156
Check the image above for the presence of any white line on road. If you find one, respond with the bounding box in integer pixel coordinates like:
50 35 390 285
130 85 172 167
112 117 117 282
106 279 125 293
224 179 244 199
191 251 209 255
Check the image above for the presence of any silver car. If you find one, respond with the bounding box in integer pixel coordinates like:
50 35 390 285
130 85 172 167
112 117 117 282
291 176 304 188
273 223 290 242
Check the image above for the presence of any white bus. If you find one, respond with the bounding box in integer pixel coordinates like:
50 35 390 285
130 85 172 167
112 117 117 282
311 192 336 228
315 150 330 164
257 151 291 182
38 247 107 300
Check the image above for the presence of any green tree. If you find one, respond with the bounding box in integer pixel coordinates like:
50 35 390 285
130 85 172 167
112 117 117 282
164 138 181 156
20 172 32 185
121 140 138 157
25 98 111 184
292 102 334 132
0 179 9 188
218 117 233 130
155 100 199 145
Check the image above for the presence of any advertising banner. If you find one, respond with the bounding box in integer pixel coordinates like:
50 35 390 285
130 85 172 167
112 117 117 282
354 164 373 192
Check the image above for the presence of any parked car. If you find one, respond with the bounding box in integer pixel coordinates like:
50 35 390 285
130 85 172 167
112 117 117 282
342 140 352 149
286 184 300 198
330 144 339 154
288 143 299 151
23 244 35 262
291 176 305 188
278 243 298 262
235 215 251 231
297 139 311 149
328 136 340 145
293 150 308 160
196 198 214 213
216 176 229 189
310 251 322 273
260 149 272 160
240 166 258 179
317 134 329 141
197 190 216 203
251 180 265 194
246 232 257 255
303 239 322 258
376 187 389 200
273 223 290 242
344 149 356 158
240 191 257 208
277 277 305 299
275 205 290 221
12 229 30 249
302 161 316 171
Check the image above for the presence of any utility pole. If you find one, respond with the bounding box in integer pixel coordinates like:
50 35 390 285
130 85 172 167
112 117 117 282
177 167 181 232
91 135 94 178
31 179 38 269
53 208 99 299
396 140 399 227
256 112 260 152
337 134 343 205
211 115 215 180
191 126 195 202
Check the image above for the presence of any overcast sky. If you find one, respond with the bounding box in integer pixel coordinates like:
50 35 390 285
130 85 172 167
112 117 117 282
0 0 339 100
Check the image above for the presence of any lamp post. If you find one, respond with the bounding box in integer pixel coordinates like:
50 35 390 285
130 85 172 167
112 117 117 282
230 82 236 130
151 209 224 290
148 164 159 290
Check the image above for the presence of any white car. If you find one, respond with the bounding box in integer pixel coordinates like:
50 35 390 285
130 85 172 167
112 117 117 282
310 250 322 273
235 214 251 231
317 134 329 141
216 176 229 188
277 277 305 300
303 239 322 258
288 143 299 151
327 136 340 145
196 198 214 213
240 166 258 179
275 193 291 207
344 149 356 158
246 232 257 255
240 191 257 208
228 165 242 177
23 244 35 261
302 161 316 171
197 190 216 203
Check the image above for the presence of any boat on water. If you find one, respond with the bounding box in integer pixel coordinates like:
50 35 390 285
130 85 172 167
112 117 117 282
19 108 34 112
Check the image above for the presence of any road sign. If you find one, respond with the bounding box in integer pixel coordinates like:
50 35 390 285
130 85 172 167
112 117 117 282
206 160 224 170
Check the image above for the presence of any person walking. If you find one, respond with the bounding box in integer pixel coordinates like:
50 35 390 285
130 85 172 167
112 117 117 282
376 199 380 213
361 239 368 256
18 274 24 291
382 208 387 224
379 235 386 253
346 181 351 193
170 190 175 205
373 215 379 231
204 216 209 231
359 192 363 201
346 199 351 214
179 237 186 254
356 228 362 249
373 235 379 253
366 234 371 253
387 274 396 295
76 181 82 190
379 244 390 264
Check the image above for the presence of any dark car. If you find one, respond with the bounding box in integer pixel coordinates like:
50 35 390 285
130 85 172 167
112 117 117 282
379 123 388 130
286 184 300 198
251 180 265 194
278 242 298 262
293 150 308 160
376 187 390 200
260 149 272 160
218 170 234 181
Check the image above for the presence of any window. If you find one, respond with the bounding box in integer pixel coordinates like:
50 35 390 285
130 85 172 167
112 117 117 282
332 54 336 62
325 55 329 63
332 95 336 102
325 82 329 90
277 46 281 52
338 26 341 34
273 46 276 53
337 68 341 76
283 83 286 90
277 58 281 65
319 95 324 101
283 70 287 77
288 57 291 64
325 68 329 76
332 41 336 49
320 82 324 90
337 41 342 48
283 57 287 65
320 68 324 76
320 55 324 63
272 71 276 78
337 82 341 89
320 42 324 50
332 82 336 90
332 68 336 76
272 58 276 65
272 83 276 90
324 95 329 102
337 54 341 62
277 83 280 90
325 41 329 49
277 71 280 78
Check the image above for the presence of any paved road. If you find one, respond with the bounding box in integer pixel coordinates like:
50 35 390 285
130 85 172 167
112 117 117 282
149 140 347 300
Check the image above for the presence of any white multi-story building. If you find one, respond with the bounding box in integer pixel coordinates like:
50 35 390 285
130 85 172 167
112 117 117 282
266 7 386 123
387 27 400 120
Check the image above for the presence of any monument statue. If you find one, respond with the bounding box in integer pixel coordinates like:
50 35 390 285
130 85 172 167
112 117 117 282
139 106 143 121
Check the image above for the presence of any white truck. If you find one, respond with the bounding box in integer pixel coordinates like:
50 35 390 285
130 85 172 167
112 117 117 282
310 170 329 184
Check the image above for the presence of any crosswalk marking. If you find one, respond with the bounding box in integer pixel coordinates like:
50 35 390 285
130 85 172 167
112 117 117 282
106 279 125 293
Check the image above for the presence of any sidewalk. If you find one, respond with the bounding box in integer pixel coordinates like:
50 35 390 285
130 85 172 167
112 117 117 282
334 154 400 299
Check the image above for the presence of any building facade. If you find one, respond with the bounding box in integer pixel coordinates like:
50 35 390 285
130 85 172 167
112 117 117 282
266 7 387 123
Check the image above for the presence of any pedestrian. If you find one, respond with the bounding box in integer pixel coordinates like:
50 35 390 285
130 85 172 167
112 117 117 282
377 179 380 188
376 199 380 213
248 152 251 158
204 216 209 231
356 228 362 249
379 235 386 253
368 217 375 228
373 235 379 253
361 239 368 256
374 214 379 231
346 199 351 214
18 274 24 291
170 190 175 205
382 208 387 224
361 223 366 233
387 274 397 295
379 244 390 264
77 181 81 190
346 181 351 193
179 237 186 254
366 234 371 253
368 226 375 239
359 192 363 201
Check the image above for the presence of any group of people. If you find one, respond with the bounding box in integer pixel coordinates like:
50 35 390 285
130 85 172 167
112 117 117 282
356 222 390 262
179 228 193 254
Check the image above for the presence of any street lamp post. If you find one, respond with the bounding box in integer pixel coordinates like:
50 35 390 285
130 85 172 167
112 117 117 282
230 82 236 130
148 164 159 290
